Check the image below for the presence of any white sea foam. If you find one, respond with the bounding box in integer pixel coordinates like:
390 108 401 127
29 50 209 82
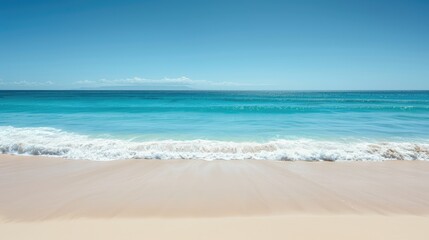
0 126 428 161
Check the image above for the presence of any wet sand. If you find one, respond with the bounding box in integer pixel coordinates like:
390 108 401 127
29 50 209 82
1 154 429 239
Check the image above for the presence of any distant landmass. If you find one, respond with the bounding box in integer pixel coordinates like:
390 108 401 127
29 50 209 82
77 85 194 90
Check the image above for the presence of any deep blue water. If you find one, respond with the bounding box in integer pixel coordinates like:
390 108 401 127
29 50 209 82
1 90 429 140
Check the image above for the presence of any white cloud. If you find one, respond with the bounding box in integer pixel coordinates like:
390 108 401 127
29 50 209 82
0 80 54 86
75 76 265 88
0 77 270 90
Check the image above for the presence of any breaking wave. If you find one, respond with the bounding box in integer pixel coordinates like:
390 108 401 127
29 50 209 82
1 126 428 161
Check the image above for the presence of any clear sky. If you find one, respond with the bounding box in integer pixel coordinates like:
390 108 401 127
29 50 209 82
0 0 428 90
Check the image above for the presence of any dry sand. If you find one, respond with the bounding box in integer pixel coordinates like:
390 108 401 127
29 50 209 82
2 216 429 240
1 154 429 239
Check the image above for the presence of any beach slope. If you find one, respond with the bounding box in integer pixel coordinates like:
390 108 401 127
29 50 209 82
1 154 429 239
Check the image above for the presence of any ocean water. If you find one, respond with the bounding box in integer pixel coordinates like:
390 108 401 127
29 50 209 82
1 90 429 161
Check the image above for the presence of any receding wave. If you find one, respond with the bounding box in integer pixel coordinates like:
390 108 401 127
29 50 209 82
1 126 428 161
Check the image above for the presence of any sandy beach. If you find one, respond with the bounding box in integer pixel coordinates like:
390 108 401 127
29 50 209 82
1 154 429 239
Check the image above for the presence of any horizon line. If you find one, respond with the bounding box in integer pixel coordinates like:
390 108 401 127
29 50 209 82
1 89 429 92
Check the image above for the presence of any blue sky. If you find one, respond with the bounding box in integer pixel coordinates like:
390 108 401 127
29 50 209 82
0 0 428 90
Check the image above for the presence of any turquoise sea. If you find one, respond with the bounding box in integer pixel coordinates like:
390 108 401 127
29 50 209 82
1 90 428 161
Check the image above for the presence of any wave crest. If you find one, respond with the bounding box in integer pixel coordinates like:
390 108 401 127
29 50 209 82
1 126 428 161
